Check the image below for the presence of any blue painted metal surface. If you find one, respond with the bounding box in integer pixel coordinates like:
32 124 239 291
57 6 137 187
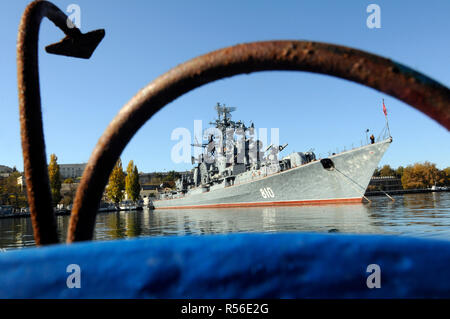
0 233 449 298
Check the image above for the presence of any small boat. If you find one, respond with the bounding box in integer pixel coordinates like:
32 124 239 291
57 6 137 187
98 202 118 212
142 196 154 209
119 200 135 211
0 205 14 217
119 200 143 211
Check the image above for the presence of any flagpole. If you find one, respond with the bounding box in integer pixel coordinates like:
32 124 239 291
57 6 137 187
383 99 391 138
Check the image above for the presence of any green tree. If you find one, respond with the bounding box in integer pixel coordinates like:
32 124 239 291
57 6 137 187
125 160 141 202
106 158 125 204
48 154 61 205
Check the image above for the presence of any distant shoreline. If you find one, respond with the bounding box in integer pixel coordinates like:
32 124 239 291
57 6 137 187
365 188 450 197
0 207 120 220
1 189 448 220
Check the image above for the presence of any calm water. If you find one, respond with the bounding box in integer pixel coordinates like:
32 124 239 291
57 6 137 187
1 192 449 251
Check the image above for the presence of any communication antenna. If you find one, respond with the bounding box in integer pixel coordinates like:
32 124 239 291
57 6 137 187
215 103 236 121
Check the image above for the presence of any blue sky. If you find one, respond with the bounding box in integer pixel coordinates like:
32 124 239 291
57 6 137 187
1 0 449 173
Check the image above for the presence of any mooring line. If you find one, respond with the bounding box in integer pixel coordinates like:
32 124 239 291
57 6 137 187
335 167 396 202
333 168 372 203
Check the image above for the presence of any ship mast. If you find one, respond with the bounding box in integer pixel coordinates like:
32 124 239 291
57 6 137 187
212 102 236 129
210 103 237 155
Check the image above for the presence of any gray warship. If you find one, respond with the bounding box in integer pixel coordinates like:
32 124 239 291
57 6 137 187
153 103 392 209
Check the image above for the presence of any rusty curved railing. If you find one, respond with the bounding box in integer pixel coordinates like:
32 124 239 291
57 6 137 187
67 41 450 242
17 1 450 245
17 0 104 245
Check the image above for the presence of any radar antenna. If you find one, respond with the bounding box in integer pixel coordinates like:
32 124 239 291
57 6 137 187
215 102 236 121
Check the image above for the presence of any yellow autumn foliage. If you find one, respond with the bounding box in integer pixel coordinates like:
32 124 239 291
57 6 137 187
401 162 446 189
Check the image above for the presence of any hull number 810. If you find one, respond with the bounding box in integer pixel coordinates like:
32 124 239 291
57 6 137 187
260 187 275 199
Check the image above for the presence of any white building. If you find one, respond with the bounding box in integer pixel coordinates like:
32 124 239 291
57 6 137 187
59 163 87 179
17 175 26 191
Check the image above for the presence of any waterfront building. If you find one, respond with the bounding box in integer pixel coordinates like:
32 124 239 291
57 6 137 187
59 163 87 179
140 184 160 199
367 176 403 191
17 175 26 191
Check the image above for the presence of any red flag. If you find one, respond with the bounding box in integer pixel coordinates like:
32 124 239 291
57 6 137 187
382 100 387 116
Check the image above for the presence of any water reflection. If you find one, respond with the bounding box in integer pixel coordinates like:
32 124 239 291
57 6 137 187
87 200 405 239
366 192 450 239
0 217 35 249
1 192 449 250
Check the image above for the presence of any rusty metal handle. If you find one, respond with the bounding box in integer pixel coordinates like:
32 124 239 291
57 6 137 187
67 40 450 242
17 0 104 245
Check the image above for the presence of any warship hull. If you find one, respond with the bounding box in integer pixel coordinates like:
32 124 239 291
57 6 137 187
153 138 392 209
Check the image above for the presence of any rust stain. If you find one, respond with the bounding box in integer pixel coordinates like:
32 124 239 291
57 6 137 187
17 0 104 245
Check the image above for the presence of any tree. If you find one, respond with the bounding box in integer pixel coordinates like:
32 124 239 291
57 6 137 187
106 158 125 204
163 170 180 182
372 167 381 177
401 162 446 189
379 165 395 177
64 178 74 184
125 160 141 202
0 171 25 207
395 166 404 179
62 178 76 206
444 167 450 186
48 154 61 205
